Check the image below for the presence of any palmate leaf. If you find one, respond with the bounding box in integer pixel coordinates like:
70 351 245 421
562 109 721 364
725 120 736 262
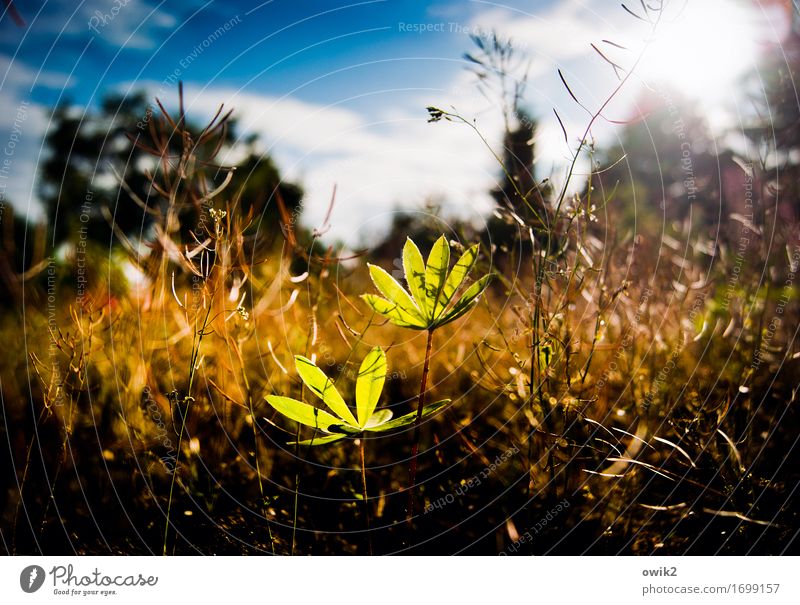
436 244 479 316
294 356 359 426
292 405 394 445
402 237 428 314
367 264 425 323
363 408 393 428
365 399 451 432
292 433 347 447
363 235 491 331
265 396 343 432
268 368 448 444
355 347 387 427
424 235 450 318
438 274 492 327
268 349 396 446
361 294 426 328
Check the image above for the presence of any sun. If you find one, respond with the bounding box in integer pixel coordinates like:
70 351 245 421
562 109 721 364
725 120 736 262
640 0 763 100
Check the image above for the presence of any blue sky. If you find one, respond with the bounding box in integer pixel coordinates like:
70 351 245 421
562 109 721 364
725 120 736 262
2 1 551 107
0 0 785 244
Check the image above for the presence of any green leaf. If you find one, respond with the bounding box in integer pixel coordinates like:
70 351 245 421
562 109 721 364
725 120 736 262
366 399 450 432
437 274 491 328
294 356 359 426
364 408 393 428
291 433 347 447
424 236 450 318
325 423 363 434
437 244 479 318
402 237 429 314
355 347 387 427
368 264 424 322
360 294 426 329
265 395 342 432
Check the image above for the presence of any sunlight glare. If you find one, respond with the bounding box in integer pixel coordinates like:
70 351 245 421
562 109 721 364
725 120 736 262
641 0 760 100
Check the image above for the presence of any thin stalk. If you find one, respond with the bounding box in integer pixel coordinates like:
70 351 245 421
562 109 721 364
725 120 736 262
439 114 547 228
580 315 603 385
162 403 188 555
527 252 541 505
359 437 373 555
533 257 556 493
162 299 212 556
239 356 275 554
227 322 276 553
291 365 306 556
407 328 435 524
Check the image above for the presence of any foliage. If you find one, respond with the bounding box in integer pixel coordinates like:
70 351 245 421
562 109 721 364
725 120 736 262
361 235 491 331
1 4 798 557
266 347 450 445
37 91 302 248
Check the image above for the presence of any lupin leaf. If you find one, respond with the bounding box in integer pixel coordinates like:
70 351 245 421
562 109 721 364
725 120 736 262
362 235 490 331
366 399 451 432
355 347 387 427
438 274 492 327
364 408 393 428
361 294 426 328
424 235 451 318
292 433 347 447
367 264 425 323
265 396 342 432
294 356 359 426
403 237 429 314
437 244 479 317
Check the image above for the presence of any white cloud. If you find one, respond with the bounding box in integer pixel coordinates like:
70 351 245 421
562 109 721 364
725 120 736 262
0 97 50 223
0 1 182 226
13 0 772 248
0 56 73 91
176 84 506 245
22 0 178 51
0 54 77 223
467 1 619 74
90 5 177 51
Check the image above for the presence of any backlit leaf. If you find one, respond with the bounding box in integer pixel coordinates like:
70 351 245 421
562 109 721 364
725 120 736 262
294 356 358 426
436 244 479 318
355 347 387 427
265 395 342 432
364 408 393 428
403 237 428 314
368 264 424 322
361 294 426 329
425 236 450 318
366 399 450 432
437 274 492 327
292 433 347 447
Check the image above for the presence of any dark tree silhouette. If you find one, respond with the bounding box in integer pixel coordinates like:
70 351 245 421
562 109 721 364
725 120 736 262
38 91 302 249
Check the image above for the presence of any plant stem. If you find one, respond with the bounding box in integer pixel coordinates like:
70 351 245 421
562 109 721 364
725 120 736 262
238 354 275 554
291 425 300 556
407 328 435 524
359 437 372 555
251 404 275 554
162 403 188 555
163 299 211 555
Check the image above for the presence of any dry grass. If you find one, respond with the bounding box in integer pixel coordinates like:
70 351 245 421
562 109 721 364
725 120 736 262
1 59 798 556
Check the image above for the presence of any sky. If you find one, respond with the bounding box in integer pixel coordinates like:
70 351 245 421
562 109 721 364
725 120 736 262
0 0 791 245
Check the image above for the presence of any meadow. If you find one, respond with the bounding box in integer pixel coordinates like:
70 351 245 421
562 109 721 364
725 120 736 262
1 4 798 556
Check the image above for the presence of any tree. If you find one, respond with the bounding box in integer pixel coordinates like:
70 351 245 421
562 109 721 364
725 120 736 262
38 91 302 249
590 88 720 237
462 33 552 249
743 13 800 226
